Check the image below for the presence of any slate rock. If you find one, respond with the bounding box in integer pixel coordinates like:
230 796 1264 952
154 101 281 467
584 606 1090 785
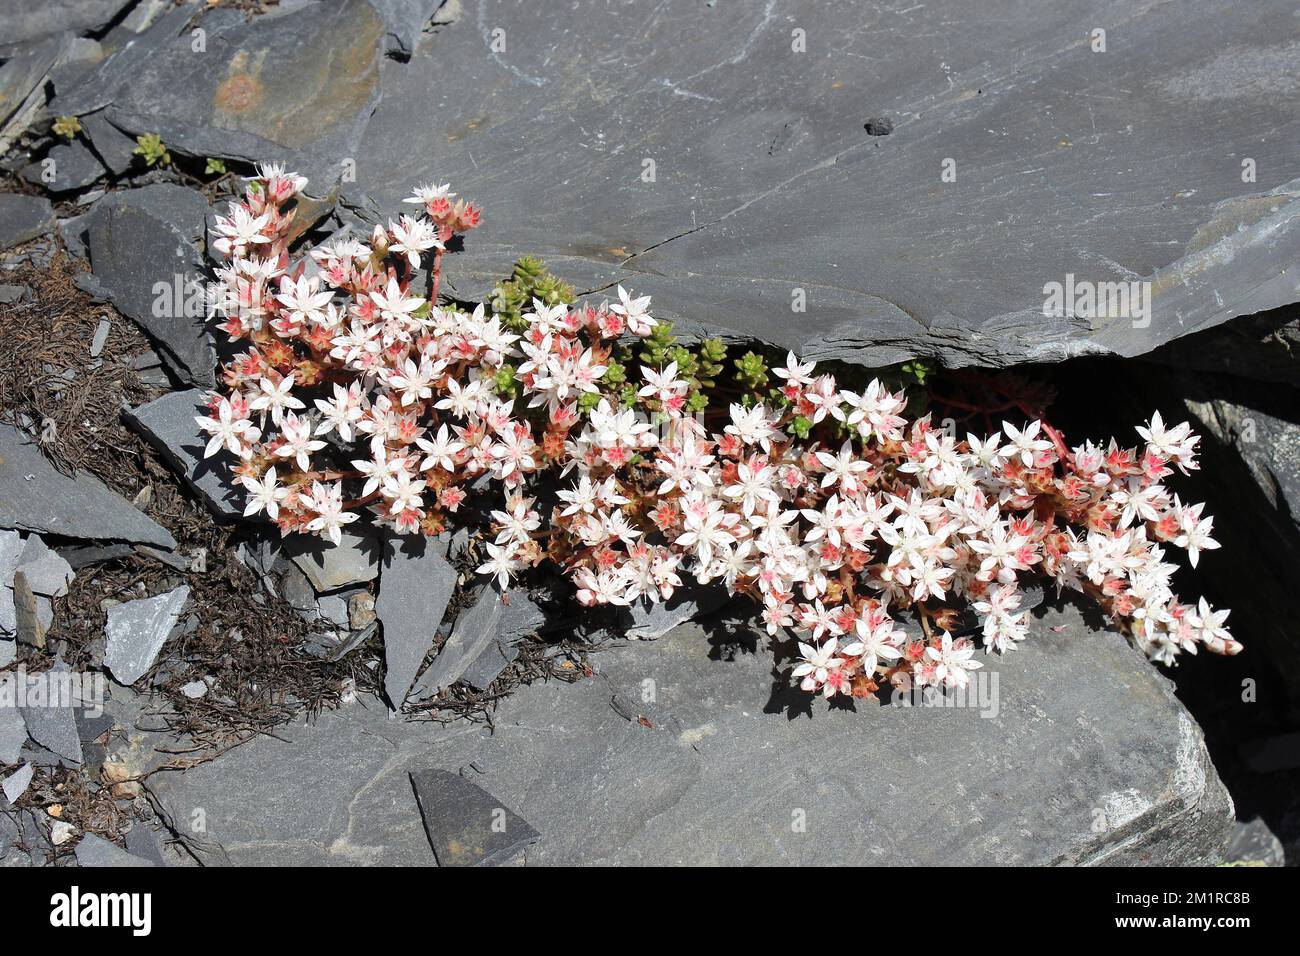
0 422 177 549
378 538 457 706
0 194 55 252
74 832 158 867
0 284 28 304
142 602 1234 865
125 390 242 518
103 586 190 686
1187 396 1300 541
18 665 83 766
79 111 139 176
85 184 215 385
123 824 167 866
617 582 731 641
348 0 1300 371
0 704 27 764
102 0 385 192
21 139 106 193
413 584 502 700
461 590 543 691
370 0 446 59
0 1 131 52
49 3 200 117
0 529 23 636
0 35 70 152
1 763 33 804
410 768 539 866
283 527 381 593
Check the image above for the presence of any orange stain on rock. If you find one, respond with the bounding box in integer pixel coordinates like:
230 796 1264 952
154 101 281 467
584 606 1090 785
215 72 263 113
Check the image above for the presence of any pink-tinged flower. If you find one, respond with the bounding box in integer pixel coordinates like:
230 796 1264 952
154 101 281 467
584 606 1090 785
925 633 983 690
478 542 524 589
791 638 843 694
196 396 261 458
275 413 326 471
240 466 289 521
608 285 656 336
303 481 358 545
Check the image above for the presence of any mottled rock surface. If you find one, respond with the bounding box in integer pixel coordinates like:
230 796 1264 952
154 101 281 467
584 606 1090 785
144 603 1233 865
100 0 385 190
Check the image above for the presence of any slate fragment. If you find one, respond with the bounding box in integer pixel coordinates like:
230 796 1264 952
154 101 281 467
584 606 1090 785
85 184 214 385
103 586 190 686
17 664 83 766
75 832 158 867
409 768 539 866
0 422 177 549
0 1 131 53
283 527 381 592
377 538 457 706
125 389 242 517
1 763 34 805
21 139 106 193
0 194 55 252
413 584 502 699
0 704 27 765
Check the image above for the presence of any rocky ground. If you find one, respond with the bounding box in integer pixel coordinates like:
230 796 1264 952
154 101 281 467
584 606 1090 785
2 0 1298 866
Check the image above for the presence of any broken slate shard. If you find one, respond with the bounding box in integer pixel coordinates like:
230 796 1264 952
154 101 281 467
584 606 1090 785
0 703 27 765
412 584 503 700
103 586 190 686
0 194 55 252
125 390 242 518
0 423 177 549
409 769 539 866
74 832 158 868
0 1 132 52
18 664 83 766
283 526 381 592
378 538 457 707
1 762 34 805
346 0 1300 370
85 184 215 385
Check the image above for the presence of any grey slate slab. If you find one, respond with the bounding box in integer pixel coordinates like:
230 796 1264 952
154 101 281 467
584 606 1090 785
18 665 83 766
377 538 457 706
125 389 242 518
85 184 214 385
104 586 190 686
0 423 177 549
143 602 1233 865
21 139 106 193
99 0 385 192
0 194 55 252
0 1 130 53
1 763 33 804
347 0 1300 370
410 769 539 866
413 584 502 700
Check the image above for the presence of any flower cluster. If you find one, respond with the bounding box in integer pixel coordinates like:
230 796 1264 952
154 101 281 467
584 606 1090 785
202 166 1240 702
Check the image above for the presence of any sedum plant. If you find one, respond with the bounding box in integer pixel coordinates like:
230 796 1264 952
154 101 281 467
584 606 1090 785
201 166 1239 703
